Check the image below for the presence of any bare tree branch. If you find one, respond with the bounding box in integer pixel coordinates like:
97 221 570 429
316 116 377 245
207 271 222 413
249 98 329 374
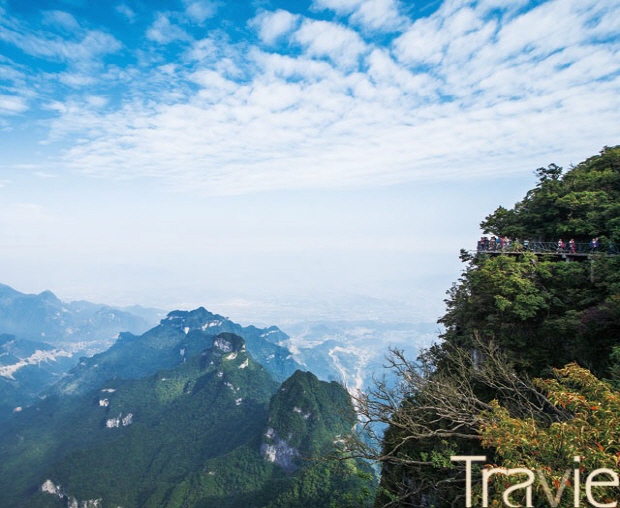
340 333 573 507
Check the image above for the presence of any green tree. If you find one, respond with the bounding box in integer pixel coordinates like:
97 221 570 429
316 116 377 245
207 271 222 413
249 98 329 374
367 146 620 507
480 363 620 508
481 146 620 244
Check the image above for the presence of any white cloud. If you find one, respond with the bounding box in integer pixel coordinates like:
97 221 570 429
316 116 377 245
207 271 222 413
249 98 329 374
472 0 620 69
0 59 25 83
190 69 238 97
84 95 109 108
392 0 620 109
392 15 445 65
293 19 368 69
251 9 300 45
349 0 407 31
184 0 219 23
366 48 437 98
312 0 407 31
592 3 620 36
116 4 136 23
53 65 619 197
0 13 121 62
251 48 333 78
475 0 529 12
392 3 495 66
58 72 98 87
146 13 191 44
0 94 27 115
41 10 81 32
9 0 620 199
313 0 361 14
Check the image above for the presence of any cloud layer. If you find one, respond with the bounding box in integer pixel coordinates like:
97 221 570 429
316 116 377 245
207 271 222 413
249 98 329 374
1 0 619 195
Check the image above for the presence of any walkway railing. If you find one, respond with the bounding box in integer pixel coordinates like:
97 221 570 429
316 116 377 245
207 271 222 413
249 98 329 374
476 241 619 255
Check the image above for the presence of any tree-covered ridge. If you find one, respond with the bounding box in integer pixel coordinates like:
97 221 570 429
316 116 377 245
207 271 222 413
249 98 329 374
363 146 620 508
440 249 620 377
267 370 357 460
55 306 300 396
0 333 372 508
441 146 620 378
481 146 620 247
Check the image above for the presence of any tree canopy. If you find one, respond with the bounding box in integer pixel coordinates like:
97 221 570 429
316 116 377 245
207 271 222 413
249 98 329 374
481 146 620 245
361 145 620 508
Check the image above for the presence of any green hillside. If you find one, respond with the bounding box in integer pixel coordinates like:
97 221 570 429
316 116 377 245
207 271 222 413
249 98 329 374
365 146 620 507
0 333 372 508
54 307 300 396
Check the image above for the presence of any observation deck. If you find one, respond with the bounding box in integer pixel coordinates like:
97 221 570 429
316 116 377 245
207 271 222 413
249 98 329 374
474 241 618 261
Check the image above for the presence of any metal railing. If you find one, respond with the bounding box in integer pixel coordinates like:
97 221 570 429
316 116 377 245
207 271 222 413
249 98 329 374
476 240 619 255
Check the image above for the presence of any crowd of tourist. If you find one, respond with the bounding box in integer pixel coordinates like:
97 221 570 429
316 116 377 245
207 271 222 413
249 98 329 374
476 236 609 254
477 236 521 252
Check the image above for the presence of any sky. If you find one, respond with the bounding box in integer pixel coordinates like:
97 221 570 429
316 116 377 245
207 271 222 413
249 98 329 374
0 0 619 326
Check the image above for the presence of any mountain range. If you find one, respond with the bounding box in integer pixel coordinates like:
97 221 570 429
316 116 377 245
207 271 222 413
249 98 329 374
0 284 376 507
0 283 161 347
0 331 371 507
53 306 302 396
0 286 167 424
0 286 305 422
0 284 438 418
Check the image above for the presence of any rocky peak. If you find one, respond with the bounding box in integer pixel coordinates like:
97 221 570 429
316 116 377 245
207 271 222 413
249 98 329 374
212 333 246 354
37 289 62 304
161 307 228 332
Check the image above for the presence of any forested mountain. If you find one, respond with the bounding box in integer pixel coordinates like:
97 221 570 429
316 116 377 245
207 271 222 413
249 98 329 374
0 332 371 508
446 145 620 378
362 146 620 507
54 307 301 396
0 285 161 424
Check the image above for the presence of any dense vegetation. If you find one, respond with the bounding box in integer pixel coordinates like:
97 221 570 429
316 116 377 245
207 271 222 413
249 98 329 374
0 332 373 508
55 307 300 396
362 146 620 507
444 146 620 378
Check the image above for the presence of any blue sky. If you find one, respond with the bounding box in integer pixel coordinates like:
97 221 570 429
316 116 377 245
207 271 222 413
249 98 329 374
0 0 619 325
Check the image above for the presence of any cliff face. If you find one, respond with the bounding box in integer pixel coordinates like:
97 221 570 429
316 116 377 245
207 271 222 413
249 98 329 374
374 146 620 507
261 369 357 474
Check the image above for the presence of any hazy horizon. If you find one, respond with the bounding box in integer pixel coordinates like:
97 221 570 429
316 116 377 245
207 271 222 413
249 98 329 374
1 0 618 326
